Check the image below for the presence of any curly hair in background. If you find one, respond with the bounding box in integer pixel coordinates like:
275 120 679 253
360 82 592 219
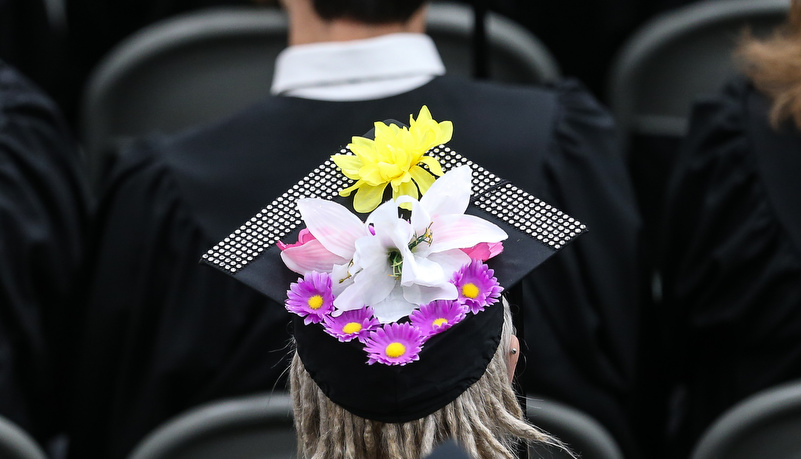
737 0 801 130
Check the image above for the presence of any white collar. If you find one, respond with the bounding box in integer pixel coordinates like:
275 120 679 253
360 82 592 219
271 33 445 101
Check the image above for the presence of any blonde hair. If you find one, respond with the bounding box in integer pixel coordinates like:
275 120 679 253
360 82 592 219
289 302 568 459
736 0 801 130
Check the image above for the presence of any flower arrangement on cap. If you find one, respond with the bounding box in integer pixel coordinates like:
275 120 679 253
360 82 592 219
200 104 584 458
277 106 507 366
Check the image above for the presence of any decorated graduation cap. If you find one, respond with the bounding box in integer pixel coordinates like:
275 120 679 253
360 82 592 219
201 106 586 423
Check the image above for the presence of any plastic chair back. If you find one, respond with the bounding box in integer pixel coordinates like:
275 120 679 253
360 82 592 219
526 396 624 459
691 381 801 459
608 0 790 142
127 392 295 459
0 415 48 459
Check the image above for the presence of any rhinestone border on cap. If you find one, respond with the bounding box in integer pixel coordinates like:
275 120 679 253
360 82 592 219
202 146 586 274
427 146 586 249
202 152 350 273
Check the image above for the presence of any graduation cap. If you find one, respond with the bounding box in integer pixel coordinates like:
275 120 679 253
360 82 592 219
200 106 585 423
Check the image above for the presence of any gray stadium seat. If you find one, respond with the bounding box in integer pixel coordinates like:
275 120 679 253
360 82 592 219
690 380 801 459
81 3 559 182
0 415 48 459
607 0 790 143
126 391 622 459
426 1 560 85
526 396 624 459
127 392 295 459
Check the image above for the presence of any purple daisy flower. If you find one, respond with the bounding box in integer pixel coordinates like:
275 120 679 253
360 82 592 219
409 300 468 338
451 260 503 314
285 271 334 324
323 307 380 343
363 322 424 366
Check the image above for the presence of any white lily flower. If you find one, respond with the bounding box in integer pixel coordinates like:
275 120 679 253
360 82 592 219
334 166 508 323
281 166 508 323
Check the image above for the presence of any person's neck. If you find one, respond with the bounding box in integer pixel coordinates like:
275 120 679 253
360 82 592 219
287 6 427 46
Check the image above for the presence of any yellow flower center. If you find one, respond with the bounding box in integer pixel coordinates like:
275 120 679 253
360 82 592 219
342 322 362 334
461 283 480 299
432 318 448 327
307 295 324 310
385 342 406 358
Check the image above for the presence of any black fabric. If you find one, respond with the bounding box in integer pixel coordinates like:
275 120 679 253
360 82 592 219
751 91 801 257
71 75 643 459
659 77 801 457
0 61 89 444
295 302 503 423
0 0 71 122
213 152 567 314
202 124 572 423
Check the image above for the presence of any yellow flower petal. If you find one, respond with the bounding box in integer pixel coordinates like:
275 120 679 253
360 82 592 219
353 183 387 213
374 122 397 144
377 161 402 180
418 155 444 177
360 164 387 185
433 120 453 146
332 155 364 179
409 165 436 194
333 106 452 213
349 137 377 161
390 171 413 194
339 179 364 197
395 180 419 210
413 105 434 125
394 179 418 200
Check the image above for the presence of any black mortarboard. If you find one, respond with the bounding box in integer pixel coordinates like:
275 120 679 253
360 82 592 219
201 111 585 423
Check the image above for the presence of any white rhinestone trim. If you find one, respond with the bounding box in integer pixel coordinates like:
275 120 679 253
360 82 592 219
202 146 585 273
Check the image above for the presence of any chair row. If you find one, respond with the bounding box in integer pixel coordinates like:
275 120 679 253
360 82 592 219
119 380 801 459
79 1 559 181
4 378 801 459
80 0 791 181
125 393 624 459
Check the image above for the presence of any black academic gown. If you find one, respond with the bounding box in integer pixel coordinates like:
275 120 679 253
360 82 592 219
660 77 801 457
70 75 643 459
0 61 89 445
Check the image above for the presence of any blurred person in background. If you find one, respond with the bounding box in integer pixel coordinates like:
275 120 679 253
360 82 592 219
660 1 801 456
0 60 89 455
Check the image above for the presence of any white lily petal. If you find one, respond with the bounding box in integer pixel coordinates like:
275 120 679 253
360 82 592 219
365 199 400 227
365 202 413 255
401 254 446 287
333 280 370 313
330 263 354 296
359 264 398 305
429 214 508 253
420 165 473 216
372 287 418 323
298 198 366 259
352 234 389 270
388 221 415 254
402 282 458 306
427 249 471 275
397 196 432 235
280 239 349 274
334 263 396 311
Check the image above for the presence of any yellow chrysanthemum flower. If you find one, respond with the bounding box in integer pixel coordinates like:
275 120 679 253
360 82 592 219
332 106 452 213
